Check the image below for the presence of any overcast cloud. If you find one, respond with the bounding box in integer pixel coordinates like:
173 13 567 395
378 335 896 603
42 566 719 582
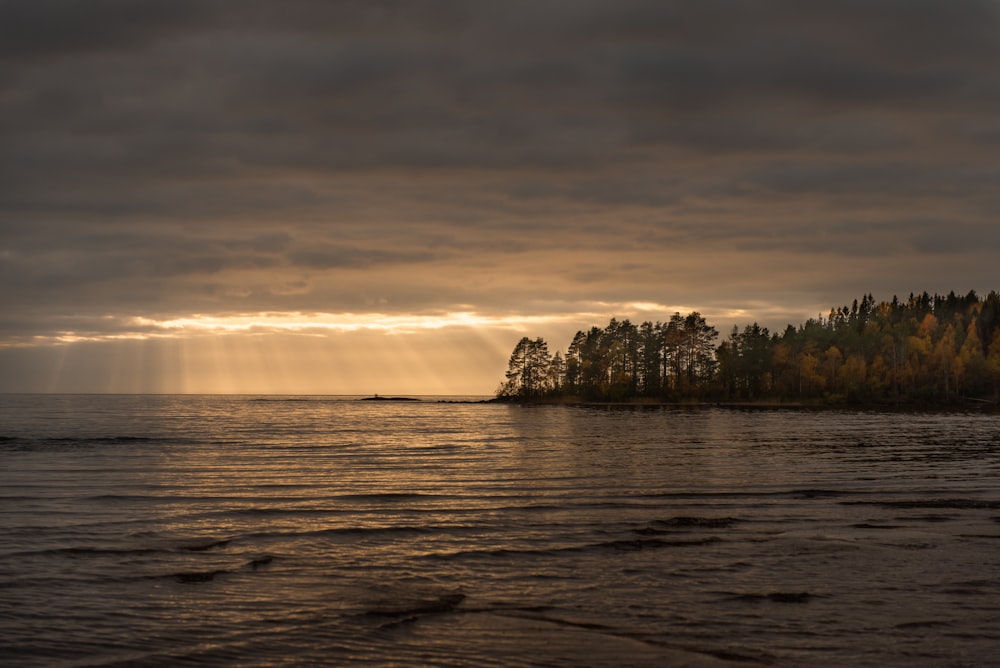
2 1 999 391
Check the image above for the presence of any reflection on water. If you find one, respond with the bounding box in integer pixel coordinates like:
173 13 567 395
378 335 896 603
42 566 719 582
1 396 999 666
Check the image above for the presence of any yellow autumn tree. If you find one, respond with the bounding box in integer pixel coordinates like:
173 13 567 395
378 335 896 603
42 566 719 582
798 351 825 397
838 353 867 400
957 318 987 396
932 324 957 398
823 346 843 399
906 313 937 395
867 354 890 399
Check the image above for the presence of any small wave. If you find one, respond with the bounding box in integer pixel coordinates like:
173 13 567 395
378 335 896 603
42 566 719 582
728 592 815 604
942 586 989 596
633 517 738 535
364 592 466 628
139 559 275 585
844 498 1000 510
948 579 994 588
652 517 740 529
594 537 722 552
227 507 341 518
365 592 466 618
852 523 904 529
896 620 951 629
334 492 457 502
4 546 164 559
46 435 157 445
246 556 274 570
487 607 777 665
180 539 231 552
0 436 34 452
83 494 238 504
245 525 437 542
642 491 776 500
83 494 163 502
491 609 612 632
793 489 849 499
171 569 229 584
429 536 721 561
495 503 567 512
1 435 179 452
890 542 937 551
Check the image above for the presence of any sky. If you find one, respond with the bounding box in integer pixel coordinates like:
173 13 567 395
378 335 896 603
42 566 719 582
2 1 999 394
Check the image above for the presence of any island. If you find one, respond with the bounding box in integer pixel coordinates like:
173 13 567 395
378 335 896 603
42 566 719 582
360 395 421 402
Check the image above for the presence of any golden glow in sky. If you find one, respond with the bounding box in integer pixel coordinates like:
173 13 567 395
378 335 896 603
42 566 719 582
2 303 740 394
132 311 577 335
12 302 695 347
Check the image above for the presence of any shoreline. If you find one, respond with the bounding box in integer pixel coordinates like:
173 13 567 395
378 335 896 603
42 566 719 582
483 397 1000 411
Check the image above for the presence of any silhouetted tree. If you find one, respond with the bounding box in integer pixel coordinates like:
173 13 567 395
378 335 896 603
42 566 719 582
498 337 551 400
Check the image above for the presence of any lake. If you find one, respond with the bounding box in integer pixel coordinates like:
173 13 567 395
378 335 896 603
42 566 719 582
2 395 999 666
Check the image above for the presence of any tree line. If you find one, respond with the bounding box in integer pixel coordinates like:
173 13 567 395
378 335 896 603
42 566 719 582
497 290 1000 404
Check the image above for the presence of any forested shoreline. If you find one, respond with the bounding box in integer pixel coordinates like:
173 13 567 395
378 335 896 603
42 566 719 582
497 291 1000 405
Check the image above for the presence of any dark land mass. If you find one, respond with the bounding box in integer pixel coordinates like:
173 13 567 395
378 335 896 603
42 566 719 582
360 396 421 402
497 290 1000 407
487 397 999 411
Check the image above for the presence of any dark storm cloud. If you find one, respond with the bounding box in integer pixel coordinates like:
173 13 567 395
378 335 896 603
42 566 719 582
0 0 208 60
2 0 1000 344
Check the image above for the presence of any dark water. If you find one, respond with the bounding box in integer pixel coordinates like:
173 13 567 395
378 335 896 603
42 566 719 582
2 395 999 667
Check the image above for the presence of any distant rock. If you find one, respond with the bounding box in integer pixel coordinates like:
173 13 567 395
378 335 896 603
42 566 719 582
359 396 420 402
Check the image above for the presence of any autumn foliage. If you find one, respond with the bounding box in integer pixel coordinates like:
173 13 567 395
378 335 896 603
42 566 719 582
498 291 1000 404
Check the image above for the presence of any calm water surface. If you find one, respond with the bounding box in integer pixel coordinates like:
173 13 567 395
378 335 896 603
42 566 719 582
2 395 999 666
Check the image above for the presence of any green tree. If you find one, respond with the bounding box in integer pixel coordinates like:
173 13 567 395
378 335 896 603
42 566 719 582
718 323 772 400
638 321 663 396
823 345 843 399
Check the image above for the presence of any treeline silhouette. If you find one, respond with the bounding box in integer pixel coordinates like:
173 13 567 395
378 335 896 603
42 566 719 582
497 290 1000 404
